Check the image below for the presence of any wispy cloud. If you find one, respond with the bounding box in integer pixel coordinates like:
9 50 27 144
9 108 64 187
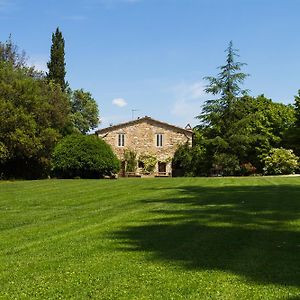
170 81 207 126
28 54 48 73
112 97 127 107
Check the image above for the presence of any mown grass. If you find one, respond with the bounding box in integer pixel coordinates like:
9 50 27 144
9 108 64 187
0 177 300 299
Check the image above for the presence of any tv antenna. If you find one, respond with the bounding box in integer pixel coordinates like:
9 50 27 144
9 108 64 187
131 109 139 120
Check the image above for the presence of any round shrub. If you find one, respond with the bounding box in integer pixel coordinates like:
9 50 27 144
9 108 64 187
262 148 299 175
52 134 120 178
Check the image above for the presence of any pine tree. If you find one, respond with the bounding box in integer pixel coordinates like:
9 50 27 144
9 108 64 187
47 27 67 91
198 41 249 127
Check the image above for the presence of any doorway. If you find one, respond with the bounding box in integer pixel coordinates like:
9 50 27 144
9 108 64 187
158 162 167 174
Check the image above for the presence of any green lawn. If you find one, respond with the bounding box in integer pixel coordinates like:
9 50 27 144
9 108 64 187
0 177 300 299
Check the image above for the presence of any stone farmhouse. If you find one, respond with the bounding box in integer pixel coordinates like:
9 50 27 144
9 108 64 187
96 116 193 177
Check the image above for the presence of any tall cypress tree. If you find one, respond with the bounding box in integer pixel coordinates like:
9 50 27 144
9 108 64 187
47 27 67 91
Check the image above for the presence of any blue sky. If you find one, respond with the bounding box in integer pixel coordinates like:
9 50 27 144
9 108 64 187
1 0 300 129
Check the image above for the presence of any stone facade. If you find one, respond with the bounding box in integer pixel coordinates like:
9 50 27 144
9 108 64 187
96 116 193 176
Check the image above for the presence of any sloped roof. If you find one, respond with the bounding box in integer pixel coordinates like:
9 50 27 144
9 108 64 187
96 116 193 135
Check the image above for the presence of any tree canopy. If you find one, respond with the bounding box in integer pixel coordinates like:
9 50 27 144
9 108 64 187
71 89 99 134
0 61 71 178
0 34 100 179
175 41 299 177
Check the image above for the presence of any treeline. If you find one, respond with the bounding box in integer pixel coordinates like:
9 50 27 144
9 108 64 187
0 29 100 179
1 35 299 179
173 41 300 176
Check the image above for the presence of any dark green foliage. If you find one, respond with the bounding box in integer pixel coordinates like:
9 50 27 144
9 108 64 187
172 137 207 176
0 62 71 178
224 95 295 170
198 95 295 175
283 91 300 156
294 90 300 127
0 37 102 179
47 27 67 91
52 135 120 178
172 143 193 176
71 89 99 134
212 153 240 176
194 42 296 176
198 41 249 128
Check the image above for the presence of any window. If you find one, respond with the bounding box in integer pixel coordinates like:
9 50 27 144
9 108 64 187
156 133 163 147
118 133 125 147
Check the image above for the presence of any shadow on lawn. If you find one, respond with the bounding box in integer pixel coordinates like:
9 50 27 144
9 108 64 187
113 184 300 287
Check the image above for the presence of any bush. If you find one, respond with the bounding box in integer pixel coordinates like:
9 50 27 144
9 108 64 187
240 162 256 176
139 154 157 173
124 149 137 173
212 153 240 176
262 148 299 175
52 134 120 178
172 143 207 177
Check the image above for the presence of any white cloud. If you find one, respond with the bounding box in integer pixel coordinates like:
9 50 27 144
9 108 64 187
28 55 48 73
112 97 127 107
170 81 207 125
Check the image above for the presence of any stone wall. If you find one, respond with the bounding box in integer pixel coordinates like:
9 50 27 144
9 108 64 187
97 119 192 175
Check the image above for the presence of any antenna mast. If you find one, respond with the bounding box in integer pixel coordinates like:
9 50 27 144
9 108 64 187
131 109 139 120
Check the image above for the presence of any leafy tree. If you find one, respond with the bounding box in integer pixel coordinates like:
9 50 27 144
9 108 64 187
172 143 194 176
52 135 120 178
172 133 207 177
262 148 299 175
71 89 99 134
225 95 295 170
284 90 300 156
294 90 300 127
0 35 27 68
196 42 294 174
47 27 67 91
0 61 71 178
